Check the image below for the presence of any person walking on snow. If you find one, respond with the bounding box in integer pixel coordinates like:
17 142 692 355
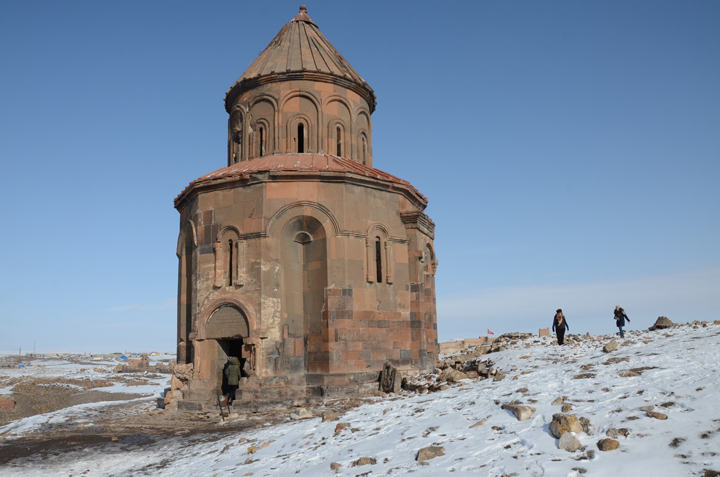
552 309 569 345
614 306 630 338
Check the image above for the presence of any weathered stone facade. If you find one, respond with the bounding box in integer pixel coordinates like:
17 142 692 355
174 6 439 411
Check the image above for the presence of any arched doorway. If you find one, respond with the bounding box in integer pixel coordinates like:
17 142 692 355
206 304 250 394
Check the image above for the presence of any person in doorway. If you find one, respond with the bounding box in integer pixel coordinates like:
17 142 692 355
614 306 630 338
224 356 241 405
552 309 569 345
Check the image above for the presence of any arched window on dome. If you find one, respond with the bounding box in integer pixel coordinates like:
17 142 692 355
336 126 342 157
298 123 305 153
361 135 368 165
259 126 266 157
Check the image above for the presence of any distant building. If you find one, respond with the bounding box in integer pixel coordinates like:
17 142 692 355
174 6 439 410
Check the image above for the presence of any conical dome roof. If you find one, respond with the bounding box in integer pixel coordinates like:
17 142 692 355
225 5 376 113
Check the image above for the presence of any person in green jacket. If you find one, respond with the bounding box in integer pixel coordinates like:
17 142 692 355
224 356 241 405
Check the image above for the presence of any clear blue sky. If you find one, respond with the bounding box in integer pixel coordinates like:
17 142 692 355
1 1 718 353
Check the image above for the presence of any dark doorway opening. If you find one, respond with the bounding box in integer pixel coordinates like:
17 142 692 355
218 338 246 396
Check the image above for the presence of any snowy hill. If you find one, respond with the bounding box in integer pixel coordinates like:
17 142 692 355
2 322 720 476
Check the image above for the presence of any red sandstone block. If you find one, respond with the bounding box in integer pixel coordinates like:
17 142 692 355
371 349 387 361
295 338 304 356
346 341 363 351
325 288 342 297
348 360 364 372
341 351 358 361
328 361 349 374
387 349 400 360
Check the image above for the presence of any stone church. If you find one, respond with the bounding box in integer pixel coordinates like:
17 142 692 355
173 6 439 410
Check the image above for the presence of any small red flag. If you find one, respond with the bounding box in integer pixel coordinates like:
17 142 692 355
487 329 494 335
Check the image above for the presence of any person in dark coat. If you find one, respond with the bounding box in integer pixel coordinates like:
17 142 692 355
552 309 569 345
614 306 630 338
224 356 241 405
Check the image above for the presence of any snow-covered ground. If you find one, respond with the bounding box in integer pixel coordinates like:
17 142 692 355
0 354 172 396
2 323 719 476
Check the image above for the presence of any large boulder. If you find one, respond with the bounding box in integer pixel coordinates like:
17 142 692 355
597 438 619 451
549 413 583 438
558 431 581 452
649 316 674 331
501 403 535 421
603 339 618 353
416 446 445 461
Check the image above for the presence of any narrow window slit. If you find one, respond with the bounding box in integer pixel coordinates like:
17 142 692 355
228 240 234 286
298 123 305 153
375 238 382 283
336 126 342 156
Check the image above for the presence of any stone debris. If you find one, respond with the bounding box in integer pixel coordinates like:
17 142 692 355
551 397 565 405
647 411 668 420
248 440 273 454
379 361 402 394
501 403 535 421
289 408 314 420
558 431 582 452
352 457 377 466
561 403 573 412
618 369 641 377
416 445 445 461
469 415 491 428
607 428 630 438
603 339 619 353
597 438 619 451
334 422 351 436
550 413 583 438
649 316 674 331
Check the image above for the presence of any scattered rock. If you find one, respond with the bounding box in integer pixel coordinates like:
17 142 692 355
248 440 273 454
416 446 445 461
322 411 340 422
649 316 673 331
0 396 16 412
551 397 564 406
586 449 595 459
579 417 592 434
603 339 619 353
639 405 655 412
597 438 619 451
603 357 629 365
647 411 668 420
379 361 402 394
501 403 535 421
606 428 630 438
352 457 377 466
111 436 119 442
469 416 491 428
494 372 506 382
334 423 351 435
562 403 573 412
618 370 641 377
330 462 341 472
289 408 314 420
558 432 582 452
550 413 584 438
